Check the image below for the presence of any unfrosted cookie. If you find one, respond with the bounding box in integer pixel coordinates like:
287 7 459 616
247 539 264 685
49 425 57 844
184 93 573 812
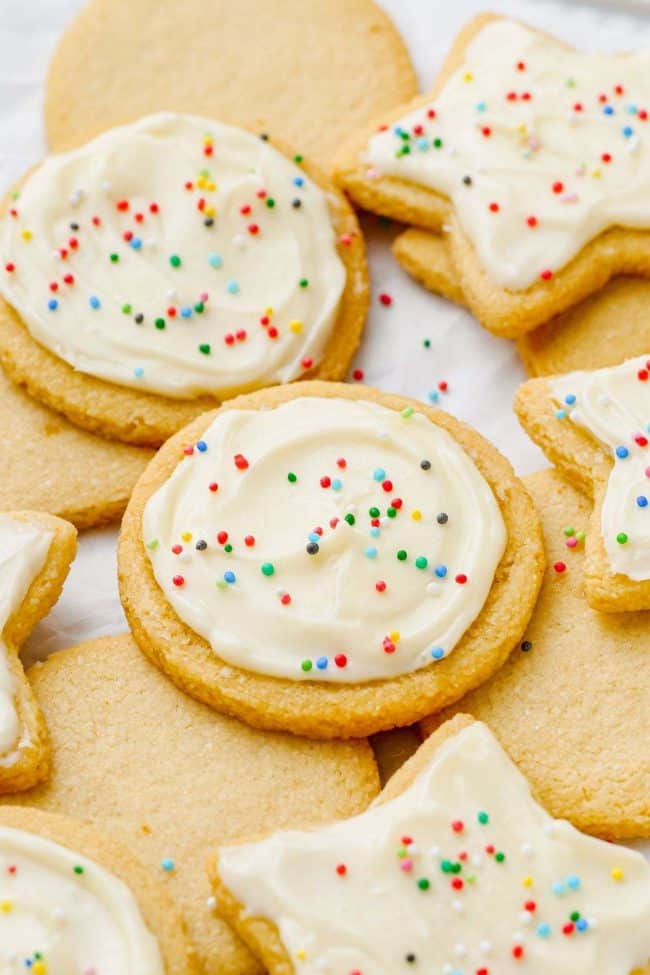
0 366 151 528
423 469 650 839
0 510 76 793
0 113 367 447
119 380 544 739
515 358 650 612
393 229 650 377
210 716 650 975
19 633 379 975
335 14 650 338
0 805 196 973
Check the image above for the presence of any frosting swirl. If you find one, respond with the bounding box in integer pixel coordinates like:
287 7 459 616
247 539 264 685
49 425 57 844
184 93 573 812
365 20 650 289
0 113 346 398
549 354 650 580
143 397 506 682
0 826 164 974
219 722 650 975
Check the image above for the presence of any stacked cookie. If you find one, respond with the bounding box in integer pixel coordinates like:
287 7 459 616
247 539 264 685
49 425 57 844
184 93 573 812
0 4 649 975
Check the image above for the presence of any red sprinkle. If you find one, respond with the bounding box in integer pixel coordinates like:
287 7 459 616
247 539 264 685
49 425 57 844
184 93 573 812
234 454 249 470
334 653 348 668
172 575 185 587
554 561 567 573
336 864 347 876
352 368 364 382
379 292 393 306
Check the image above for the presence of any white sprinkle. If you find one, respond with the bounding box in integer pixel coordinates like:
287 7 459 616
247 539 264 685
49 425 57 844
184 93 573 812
206 896 217 910
479 941 491 955
426 582 443 597
101 180 112 193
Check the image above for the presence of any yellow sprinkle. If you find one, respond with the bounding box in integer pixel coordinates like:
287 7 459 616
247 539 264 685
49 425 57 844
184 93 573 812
197 176 207 189
390 631 401 643
517 123 527 135
205 205 216 218
21 228 32 241
181 532 192 542
411 510 422 521
522 875 533 888
289 319 303 334
591 168 602 179
265 306 274 317
206 181 216 192
204 136 213 146
611 867 624 882
0 900 12 913
463 71 473 82
296 950 306 961
33 963 47 975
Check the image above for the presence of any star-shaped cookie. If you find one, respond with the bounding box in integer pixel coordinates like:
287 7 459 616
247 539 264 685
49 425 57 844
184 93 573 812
335 14 650 337
210 715 650 975
0 510 76 792
516 357 650 612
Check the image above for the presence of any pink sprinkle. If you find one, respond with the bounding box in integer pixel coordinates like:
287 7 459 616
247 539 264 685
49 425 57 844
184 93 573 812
400 859 413 872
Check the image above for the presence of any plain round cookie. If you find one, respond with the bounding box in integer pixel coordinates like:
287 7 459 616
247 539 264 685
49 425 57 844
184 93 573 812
422 469 650 841
0 152 368 448
0 805 196 973
18 634 379 975
119 380 545 739
44 0 417 167
0 366 151 528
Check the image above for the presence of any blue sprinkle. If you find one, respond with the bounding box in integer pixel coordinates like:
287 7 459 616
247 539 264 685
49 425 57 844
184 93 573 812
373 468 386 482
475 101 487 113
89 295 101 309
552 880 566 896
331 478 343 491
416 137 430 151
434 565 447 578
616 445 629 459
393 125 405 136
555 409 567 420
637 495 648 507
224 570 236 584
226 280 240 294
369 526 380 538
603 105 615 115
567 874 581 890
130 236 142 249
537 923 551 938
365 546 378 559
626 104 638 115
208 252 223 268
196 440 208 453
133 366 144 378
47 298 58 311
161 858 175 872
564 394 576 406
181 305 193 318
293 176 305 187
428 390 440 404
431 647 445 660
308 532 321 543
622 125 634 138
576 918 589 932
316 656 328 670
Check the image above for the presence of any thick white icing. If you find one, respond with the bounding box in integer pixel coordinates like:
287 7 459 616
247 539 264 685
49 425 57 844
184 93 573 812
0 517 51 764
365 19 650 289
0 826 164 974
142 397 506 682
0 113 346 398
219 722 650 975
550 354 650 580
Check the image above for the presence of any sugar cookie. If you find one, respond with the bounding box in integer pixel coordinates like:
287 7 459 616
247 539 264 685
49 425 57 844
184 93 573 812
0 805 196 973
210 716 650 975
119 381 544 739
424 469 650 839
19 633 379 975
335 14 650 338
0 114 367 447
0 510 75 793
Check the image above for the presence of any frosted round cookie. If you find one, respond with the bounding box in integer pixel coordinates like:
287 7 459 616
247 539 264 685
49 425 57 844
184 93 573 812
0 806 195 974
44 0 417 168
0 510 76 794
0 113 367 447
19 633 379 975
210 716 650 975
335 14 650 338
516 356 650 612
119 381 545 738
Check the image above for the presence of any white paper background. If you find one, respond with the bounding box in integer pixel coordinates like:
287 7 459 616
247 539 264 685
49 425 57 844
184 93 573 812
3 0 649 849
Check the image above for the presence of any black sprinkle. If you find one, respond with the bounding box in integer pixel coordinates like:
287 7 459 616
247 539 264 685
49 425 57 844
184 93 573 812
420 459 431 471
134 313 144 324
292 198 302 209
306 542 320 555
405 954 417 964
195 540 208 551
260 133 269 141
463 175 473 186
69 221 80 231
521 640 533 652
436 512 449 525
204 217 214 227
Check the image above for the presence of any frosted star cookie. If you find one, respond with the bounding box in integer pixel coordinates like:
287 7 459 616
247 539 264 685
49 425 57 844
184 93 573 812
0 511 76 793
335 14 650 338
19 633 379 975
119 381 544 739
424 470 650 839
515 356 650 612
210 716 650 975
0 806 195 973
392 230 650 377
0 113 367 447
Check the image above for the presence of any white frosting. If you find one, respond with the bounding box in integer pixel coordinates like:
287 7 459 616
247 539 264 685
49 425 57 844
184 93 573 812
0 826 164 974
143 397 506 682
219 722 650 975
549 354 650 580
365 19 650 289
0 113 346 398
0 517 51 764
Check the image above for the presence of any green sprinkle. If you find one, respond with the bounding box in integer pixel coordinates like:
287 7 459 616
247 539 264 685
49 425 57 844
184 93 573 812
396 549 408 561
155 317 166 330
299 278 309 288
433 137 443 149
570 911 581 922
146 538 159 550
265 198 276 208
563 526 575 537
261 562 275 577
73 865 84 875
194 301 205 313
423 339 431 348
415 556 428 570
109 253 119 263
10 191 20 201
170 254 181 268
121 303 132 314
216 579 228 590
417 878 430 891
477 811 489 825
301 659 312 672
369 507 380 518
344 513 355 526
495 852 506 863
440 860 461 874
294 154 303 164
199 343 211 355
401 406 414 419
616 532 629 545
576 531 586 542
386 507 397 519
224 543 233 553
287 472 297 483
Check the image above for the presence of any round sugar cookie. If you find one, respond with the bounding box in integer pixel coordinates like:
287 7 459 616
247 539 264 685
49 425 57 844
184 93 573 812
18 633 380 975
0 805 196 973
119 380 545 739
45 0 417 167
0 114 368 447
423 469 650 840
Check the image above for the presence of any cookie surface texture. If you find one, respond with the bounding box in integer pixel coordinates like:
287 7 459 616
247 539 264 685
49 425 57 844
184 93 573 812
119 380 544 739
19 633 379 975
423 469 650 839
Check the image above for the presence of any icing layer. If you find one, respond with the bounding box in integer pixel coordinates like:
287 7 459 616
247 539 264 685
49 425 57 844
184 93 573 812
0 113 345 398
550 354 650 580
143 397 506 682
0 826 163 974
0 517 51 763
365 19 650 289
219 722 650 975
